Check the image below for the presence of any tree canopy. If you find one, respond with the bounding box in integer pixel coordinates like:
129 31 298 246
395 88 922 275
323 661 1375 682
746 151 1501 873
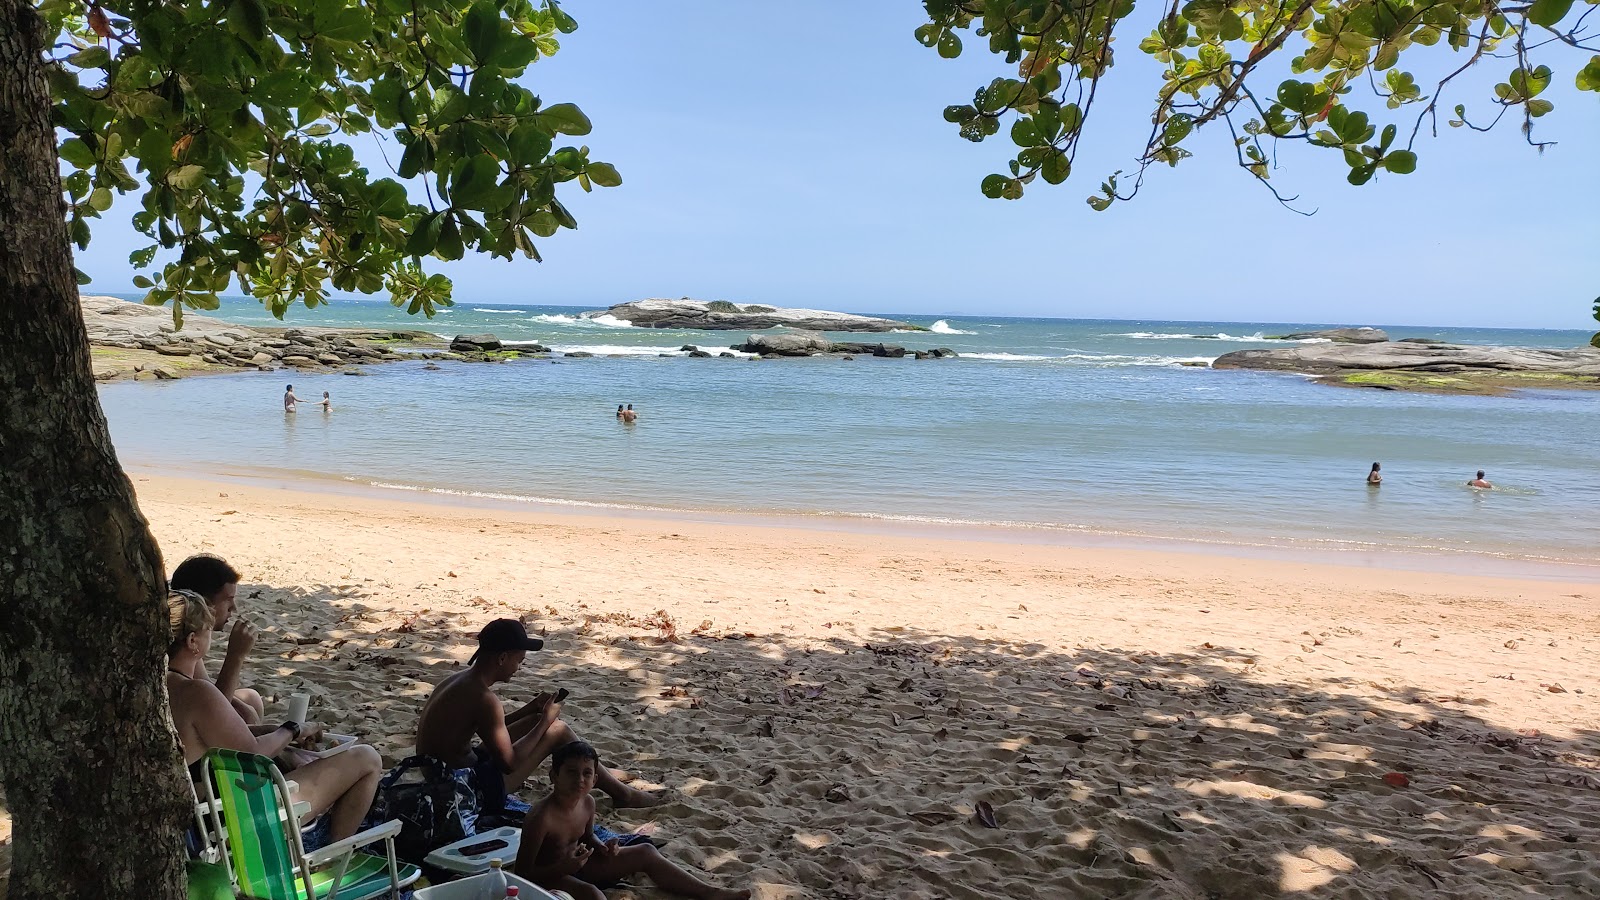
915 0 1599 210
44 0 615 325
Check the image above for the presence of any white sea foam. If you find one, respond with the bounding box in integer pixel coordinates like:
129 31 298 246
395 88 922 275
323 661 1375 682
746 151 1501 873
963 352 1054 361
471 308 526 314
533 343 756 358
1111 331 1332 344
929 319 977 335
526 313 637 328
962 352 1213 367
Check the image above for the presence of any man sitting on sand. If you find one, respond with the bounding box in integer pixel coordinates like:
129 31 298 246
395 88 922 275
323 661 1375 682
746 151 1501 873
1468 470 1493 489
167 590 384 844
170 554 264 724
412 618 658 817
516 741 748 900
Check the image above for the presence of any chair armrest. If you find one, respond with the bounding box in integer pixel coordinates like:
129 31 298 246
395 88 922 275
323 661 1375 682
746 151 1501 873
304 819 403 868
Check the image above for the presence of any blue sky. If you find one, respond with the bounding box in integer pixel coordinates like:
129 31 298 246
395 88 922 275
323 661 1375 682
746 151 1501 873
79 2 1599 328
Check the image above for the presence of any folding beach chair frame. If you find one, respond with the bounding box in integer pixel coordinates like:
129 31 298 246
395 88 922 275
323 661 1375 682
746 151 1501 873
198 748 419 900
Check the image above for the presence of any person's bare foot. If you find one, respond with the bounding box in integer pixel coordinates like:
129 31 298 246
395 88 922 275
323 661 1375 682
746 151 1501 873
612 785 664 808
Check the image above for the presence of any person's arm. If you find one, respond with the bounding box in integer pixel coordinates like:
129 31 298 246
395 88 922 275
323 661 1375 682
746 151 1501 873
190 680 297 758
505 692 551 726
214 618 255 698
580 798 615 856
477 695 520 772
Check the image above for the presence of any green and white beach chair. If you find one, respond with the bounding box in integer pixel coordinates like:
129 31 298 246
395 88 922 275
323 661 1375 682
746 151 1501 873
198 748 420 900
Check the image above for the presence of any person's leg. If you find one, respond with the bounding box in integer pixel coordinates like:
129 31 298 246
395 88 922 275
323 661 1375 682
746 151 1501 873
549 876 604 900
286 744 383 841
230 688 265 724
505 720 658 808
580 845 748 900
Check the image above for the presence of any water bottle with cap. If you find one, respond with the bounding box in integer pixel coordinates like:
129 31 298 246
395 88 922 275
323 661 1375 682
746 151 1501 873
482 858 506 900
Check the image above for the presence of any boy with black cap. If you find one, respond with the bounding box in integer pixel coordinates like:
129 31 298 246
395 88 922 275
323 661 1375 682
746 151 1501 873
413 618 657 814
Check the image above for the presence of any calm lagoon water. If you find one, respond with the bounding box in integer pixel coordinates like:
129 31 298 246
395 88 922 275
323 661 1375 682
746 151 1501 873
98 298 1600 568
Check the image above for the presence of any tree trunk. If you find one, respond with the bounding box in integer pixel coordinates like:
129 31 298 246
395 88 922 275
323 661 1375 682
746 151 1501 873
0 0 188 896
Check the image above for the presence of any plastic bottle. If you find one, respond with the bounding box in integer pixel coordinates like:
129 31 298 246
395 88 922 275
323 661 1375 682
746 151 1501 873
505 889 519 899
482 858 507 900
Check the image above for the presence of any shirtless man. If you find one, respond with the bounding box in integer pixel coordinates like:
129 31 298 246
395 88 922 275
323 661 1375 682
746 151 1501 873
166 590 382 842
516 741 747 900
414 619 657 812
170 554 265 724
620 404 638 424
284 384 305 411
1468 470 1493 489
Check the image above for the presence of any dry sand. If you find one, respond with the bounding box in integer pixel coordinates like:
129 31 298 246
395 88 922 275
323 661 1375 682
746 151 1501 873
5 473 1599 898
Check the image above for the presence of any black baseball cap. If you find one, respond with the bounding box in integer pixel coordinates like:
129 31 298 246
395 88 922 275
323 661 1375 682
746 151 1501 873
468 618 545 664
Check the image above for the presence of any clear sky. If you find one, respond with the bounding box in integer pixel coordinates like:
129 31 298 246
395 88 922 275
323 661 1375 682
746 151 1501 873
78 1 1599 328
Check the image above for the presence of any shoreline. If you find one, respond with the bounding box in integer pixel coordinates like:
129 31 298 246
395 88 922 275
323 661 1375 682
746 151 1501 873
124 463 1600 583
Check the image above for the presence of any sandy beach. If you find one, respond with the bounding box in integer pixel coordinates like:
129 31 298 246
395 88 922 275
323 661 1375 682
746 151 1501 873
5 472 1599 898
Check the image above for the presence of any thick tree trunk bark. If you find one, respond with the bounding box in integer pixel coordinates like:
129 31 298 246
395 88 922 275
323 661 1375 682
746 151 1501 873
0 0 188 897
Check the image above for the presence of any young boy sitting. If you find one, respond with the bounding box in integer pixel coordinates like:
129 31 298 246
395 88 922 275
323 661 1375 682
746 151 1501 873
515 741 749 900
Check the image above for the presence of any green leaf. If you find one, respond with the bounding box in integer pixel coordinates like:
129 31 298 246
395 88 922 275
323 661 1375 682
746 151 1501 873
167 165 206 190
436 218 464 260
538 103 592 135
406 212 443 256
1578 56 1600 92
585 161 621 187
938 31 962 58
980 174 1007 199
1040 153 1071 185
89 186 113 211
451 154 500 208
1383 150 1417 174
1527 0 1575 27
132 274 154 289
398 139 429 179
76 267 92 286
1526 98 1554 117
67 46 111 68
549 2 578 34
464 1 501 65
59 137 96 169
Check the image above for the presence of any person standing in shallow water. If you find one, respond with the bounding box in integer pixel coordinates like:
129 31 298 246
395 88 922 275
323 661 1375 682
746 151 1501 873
1468 470 1493 489
1367 462 1382 485
615 404 625 419
318 391 332 412
283 384 305 412
620 404 637 424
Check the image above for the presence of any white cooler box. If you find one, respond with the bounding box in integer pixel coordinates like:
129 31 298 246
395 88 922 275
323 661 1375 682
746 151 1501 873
423 826 523 876
412 869 571 900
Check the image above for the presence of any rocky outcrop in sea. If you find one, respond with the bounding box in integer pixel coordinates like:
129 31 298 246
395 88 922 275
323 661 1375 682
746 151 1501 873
1214 336 1600 395
583 298 924 332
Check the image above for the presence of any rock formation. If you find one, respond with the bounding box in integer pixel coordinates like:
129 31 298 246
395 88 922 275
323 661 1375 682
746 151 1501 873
1267 327 1389 343
585 298 924 332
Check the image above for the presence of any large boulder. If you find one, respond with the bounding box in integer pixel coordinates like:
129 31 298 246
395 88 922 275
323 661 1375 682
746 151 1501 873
451 333 502 352
1214 343 1600 376
585 298 923 332
1273 327 1389 343
734 331 831 356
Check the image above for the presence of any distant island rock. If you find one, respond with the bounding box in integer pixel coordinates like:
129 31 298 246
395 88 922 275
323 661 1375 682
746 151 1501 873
1214 339 1600 396
584 298 924 332
733 331 957 359
1267 327 1389 343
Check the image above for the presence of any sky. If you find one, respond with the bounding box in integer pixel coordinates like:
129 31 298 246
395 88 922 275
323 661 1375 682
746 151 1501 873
77 1 1600 328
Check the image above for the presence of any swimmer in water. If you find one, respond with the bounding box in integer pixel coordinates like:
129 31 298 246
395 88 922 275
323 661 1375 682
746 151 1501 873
615 404 625 419
620 404 637 424
1367 462 1382 485
318 391 332 412
283 384 305 412
1468 470 1493 489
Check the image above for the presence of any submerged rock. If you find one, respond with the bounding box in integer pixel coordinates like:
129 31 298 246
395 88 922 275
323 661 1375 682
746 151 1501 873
1270 327 1389 343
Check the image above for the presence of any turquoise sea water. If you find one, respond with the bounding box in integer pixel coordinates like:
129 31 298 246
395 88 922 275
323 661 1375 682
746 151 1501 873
97 297 1600 568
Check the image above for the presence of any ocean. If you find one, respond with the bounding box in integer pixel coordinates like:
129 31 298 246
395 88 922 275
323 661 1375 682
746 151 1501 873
96 296 1600 571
